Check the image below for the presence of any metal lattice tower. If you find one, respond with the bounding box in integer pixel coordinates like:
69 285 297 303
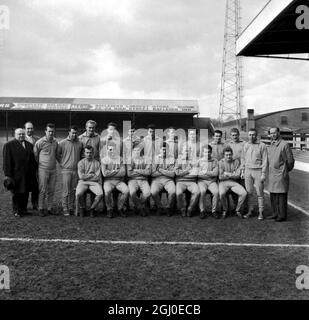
219 0 242 127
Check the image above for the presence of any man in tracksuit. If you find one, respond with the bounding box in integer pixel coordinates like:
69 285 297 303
142 124 163 163
101 143 129 218
34 123 59 217
76 145 103 217
150 145 176 216
122 126 141 165
225 127 246 215
241 128 268 220
197 144 219 219
127 145 151 216
100 122 122 159
57 126 83 216
210 130 226 161
219 147 247 219
79 120 101 161
175 145 200 217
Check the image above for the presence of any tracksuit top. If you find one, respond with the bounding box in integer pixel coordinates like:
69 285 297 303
219 158 241 181
197 158 219 182
58 136 83 171
77 158 101 183
226 140 245 161
210 141 225 161
101 156 126 180
34 137 58 171
242 141 268 174
127 157 151 181
175 158 198 182
151 155 175 180
79 132 101 161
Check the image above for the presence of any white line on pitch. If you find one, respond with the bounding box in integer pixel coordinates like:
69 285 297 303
0 237 309 248
264 190 309 217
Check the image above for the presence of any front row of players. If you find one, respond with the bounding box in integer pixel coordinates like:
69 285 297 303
74 142 249 220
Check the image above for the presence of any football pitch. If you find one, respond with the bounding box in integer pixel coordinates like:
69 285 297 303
0 139 309 300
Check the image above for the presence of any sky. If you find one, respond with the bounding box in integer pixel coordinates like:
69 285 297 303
0 0 308 118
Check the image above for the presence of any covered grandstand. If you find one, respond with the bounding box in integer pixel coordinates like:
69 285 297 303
0 97 205 139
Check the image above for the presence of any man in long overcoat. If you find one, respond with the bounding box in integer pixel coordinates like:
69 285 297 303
3 128 38 216
267 127 295 222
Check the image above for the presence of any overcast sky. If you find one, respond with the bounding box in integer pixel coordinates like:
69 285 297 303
0 0 308 118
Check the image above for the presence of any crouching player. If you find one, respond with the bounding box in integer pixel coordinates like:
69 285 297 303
197 144 219 219
76 145 103 217
150 145 176 216
175 145 200 217
127 145 151 216
101 143 129 218
218 147 247 219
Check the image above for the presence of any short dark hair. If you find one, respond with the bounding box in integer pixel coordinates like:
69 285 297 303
107 122 117 129
230 128 239 134
269 127 280 134
214 130 223 136
201 144 212 153
147 124 156 130
24 121 33 128
84 145 94 152
248 128 257 134
46 123 55 130
68 125 78 132
223 146 233 155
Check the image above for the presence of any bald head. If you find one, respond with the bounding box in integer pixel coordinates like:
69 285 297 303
15 128 26 142
24 122 34 137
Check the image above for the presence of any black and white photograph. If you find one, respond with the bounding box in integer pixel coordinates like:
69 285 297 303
0 0 309 303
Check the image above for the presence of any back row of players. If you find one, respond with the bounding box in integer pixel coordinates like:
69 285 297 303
9 120 295 221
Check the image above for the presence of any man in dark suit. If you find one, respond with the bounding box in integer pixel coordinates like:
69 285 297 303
3 128 38 217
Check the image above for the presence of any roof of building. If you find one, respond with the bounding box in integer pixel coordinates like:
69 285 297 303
0 97 199 114
221 107 309 127
237 0 309 57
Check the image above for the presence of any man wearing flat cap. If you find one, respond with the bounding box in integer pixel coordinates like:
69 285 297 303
3 128 38 217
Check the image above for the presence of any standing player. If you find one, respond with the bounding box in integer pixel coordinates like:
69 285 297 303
24 121 40 211
218 147 247 219
267 127 295 222
210 130 225 161
187 128 199 162
175 145 200 217
76 146 103 217
57 125 83 216
197 145 219 219
123 125 141 164
101 143 129 218
225 127 246 214
127 145 151 216
165 127 179 160
143 124 163 162
226 128 245 161
150 145 176 216
241 128 268 220
34 123 59 217
100 122 122 159
79 120 101 161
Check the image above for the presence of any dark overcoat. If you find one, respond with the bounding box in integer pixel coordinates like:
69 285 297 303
3 139 38 194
